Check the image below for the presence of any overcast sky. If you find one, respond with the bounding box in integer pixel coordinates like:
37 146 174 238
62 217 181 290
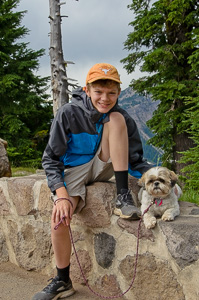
17 0 140 90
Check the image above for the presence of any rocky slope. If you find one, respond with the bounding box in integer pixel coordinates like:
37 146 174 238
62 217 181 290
118 87 162 163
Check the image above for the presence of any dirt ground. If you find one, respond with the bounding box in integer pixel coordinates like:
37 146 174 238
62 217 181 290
0 262 103 300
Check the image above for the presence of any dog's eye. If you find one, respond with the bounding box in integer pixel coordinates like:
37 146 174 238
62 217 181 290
148 180 154 184
159 178 165 183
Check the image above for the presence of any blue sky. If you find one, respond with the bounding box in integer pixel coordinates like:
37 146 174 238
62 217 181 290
18 0 141 90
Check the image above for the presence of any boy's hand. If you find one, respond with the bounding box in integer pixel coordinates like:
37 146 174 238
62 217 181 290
53 186 73 226
53 199 73 226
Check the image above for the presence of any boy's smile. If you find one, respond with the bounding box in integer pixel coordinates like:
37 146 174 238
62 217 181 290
85 84 121 113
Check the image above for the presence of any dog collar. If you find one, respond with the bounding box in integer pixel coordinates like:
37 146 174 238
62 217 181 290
154 198 163 206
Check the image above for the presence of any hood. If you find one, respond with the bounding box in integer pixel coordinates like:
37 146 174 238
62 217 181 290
71 87 106 123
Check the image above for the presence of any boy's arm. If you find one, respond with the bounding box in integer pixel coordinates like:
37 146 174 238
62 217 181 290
42 107 69 194
42 144 65 193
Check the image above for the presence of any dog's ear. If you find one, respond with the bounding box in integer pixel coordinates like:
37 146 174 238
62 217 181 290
138 173 146 188
170 170 178 187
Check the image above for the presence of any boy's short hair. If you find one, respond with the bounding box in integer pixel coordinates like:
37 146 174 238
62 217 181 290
87 79 121 91
86 63 122 85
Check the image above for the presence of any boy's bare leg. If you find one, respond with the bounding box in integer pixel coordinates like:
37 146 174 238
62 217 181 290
99 111 128 169
31 196 78 299
51 195 79 268
99 111 140 219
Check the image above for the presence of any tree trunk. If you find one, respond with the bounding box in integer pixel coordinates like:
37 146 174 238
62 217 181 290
171 98 195 175
49 0 70 116
173 132 195 176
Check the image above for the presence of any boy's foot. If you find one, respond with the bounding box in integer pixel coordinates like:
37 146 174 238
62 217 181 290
31 276 75 300
114 189 141 220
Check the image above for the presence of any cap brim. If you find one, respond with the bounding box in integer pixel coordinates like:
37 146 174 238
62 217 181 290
87 76 122 84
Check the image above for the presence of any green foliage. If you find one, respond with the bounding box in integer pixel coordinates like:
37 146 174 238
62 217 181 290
122 0 199 187
179 96 199 190
0 0 53 166
180 190 199 206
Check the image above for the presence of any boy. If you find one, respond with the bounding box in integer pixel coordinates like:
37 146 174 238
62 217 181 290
32 63 152 300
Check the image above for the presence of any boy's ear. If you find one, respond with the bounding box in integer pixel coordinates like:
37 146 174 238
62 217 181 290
84 86 90 97
138 173 146 187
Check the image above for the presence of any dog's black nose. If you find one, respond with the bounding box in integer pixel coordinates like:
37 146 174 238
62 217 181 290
154 181 159 186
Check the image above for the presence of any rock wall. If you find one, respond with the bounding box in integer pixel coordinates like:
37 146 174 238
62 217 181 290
0 175 199 300
0 138 12 178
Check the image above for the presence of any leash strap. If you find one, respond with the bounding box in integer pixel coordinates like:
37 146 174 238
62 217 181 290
54 201 154 299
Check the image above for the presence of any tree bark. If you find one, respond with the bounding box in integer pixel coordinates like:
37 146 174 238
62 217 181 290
49 0 70 116
173 132 195 176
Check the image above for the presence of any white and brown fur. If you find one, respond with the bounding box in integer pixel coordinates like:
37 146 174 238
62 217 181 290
138 167 182 229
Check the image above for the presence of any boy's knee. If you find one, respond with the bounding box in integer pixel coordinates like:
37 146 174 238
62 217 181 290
109 112 126 128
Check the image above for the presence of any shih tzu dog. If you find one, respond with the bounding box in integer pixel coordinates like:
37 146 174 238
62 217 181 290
138 167 182 229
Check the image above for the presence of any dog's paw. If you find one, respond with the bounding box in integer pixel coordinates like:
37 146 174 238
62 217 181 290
144 217 157 229
161 213 175 221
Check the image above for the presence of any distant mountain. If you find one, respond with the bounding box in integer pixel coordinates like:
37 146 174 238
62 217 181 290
118 87 162 163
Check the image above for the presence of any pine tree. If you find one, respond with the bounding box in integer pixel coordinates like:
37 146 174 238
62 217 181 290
121 0 199 178
0 0 52 167
179 95 199 190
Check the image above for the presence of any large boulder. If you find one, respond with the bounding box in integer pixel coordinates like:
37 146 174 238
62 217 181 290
0 138 12 177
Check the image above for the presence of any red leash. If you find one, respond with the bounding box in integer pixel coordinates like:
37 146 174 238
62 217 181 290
54 201 154 299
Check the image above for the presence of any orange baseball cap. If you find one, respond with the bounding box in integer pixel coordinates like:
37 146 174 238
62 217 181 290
86 63 122 85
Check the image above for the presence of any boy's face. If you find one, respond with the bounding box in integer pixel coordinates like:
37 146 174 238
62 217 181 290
85 83 121 114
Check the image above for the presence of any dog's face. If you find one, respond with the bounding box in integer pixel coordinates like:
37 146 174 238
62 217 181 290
138 167 178 197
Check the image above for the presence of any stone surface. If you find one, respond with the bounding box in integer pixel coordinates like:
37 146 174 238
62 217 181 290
0 138 12 178
94 232 116 268
70 249 92 284
0 231 9 262
0 186 11 216
117 218 155 241
71 230 85 243
7 177 36 216
73 181 116 228
38 180 53 217
94 274 122 298
190 207 199 215
159 216 199 268
119 253 185 300
179 200 199 215
7 219 52 271
0 175 199 300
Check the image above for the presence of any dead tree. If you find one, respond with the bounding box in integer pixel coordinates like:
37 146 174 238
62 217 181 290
49 0 78 116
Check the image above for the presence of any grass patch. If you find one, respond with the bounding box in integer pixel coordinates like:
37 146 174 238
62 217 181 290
180 189 199 206
11 167 37 177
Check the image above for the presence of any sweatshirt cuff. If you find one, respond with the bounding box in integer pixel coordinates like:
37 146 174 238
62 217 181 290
52 182 65 193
